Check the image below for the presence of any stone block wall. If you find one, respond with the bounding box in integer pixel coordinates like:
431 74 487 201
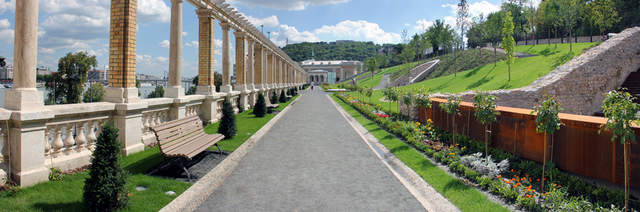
437 27 640 116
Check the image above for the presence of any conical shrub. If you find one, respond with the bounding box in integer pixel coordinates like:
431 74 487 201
253 92 267 117
218 99 237 139
270 91 278 104
279 90 287 103
83 121 129 212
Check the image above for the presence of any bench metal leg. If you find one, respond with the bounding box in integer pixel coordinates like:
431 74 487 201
215 143 223 155
154 158 193 182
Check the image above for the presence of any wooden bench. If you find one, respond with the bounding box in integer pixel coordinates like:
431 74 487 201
265 95 279 110
149 115 225 181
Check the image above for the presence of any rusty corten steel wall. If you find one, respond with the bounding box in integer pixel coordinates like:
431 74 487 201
419 98 639 189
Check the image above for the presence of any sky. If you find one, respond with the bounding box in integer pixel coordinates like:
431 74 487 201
0 0 508 78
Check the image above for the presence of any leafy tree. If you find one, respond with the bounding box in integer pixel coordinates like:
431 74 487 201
531 94 564 194
147 85 164 99
502 11 517 81
214 72 222 92
375 53 389 69
456 0 469 77
364 86 373 104
36 74 45 82
45 52 97 104
253 92 267 117
523 1 539 46
557 0 583 52
415 87 432 122
382 87 400 118
600 90 640 212
135 79 141 97
467 14 486 52
426 20 447 56
401 87 416 120
441 95 461 146
485 11 505 66
186 75 198 95
590 0 620 38
279 90 287 103
218 99 237 139
83 121 129 211
473 90 500 159
365 57 378 80
82 82 105 103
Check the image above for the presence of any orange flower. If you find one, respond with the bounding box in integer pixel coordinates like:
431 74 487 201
558 185 561 187
511 169 514 172
537 179 540 182
497 175 502 178
513 184 517 188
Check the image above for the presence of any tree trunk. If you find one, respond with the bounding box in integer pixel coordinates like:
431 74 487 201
508 65 511 81
625 141 629 212
494 45 497 66
453 114 456 147
548 28 551 46
542 133 547 194
485 125 489 160
569 29 572 52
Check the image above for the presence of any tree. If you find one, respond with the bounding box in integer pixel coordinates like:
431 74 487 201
502 11 517 81
473 90 500 159
382 87 400 119
558 0 583 52
531 94 564 194
147 85 164 99
467 14 486 52
590 0 620 38
485 11 505 66
270 91 278 104
415 87 432 122
186 75 199 95
83 121 129 211
600 90 640 212
366 57 378 79
279 90 287 103
253 92 267 117
441 95 461 146
523 1 539 46
456 0 469 77
401 87 415 120
135 79 141 97
45 52 97 104
82 82 105 103
426 20 446 56
218 99 237 139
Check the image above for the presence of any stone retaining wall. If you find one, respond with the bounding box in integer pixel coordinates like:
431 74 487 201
437 27 640 116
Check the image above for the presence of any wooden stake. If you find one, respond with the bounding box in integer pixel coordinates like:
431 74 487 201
542 133 547 194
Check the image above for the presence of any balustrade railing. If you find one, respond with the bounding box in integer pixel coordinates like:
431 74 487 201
185 103 202 117
141 109 169 136
45 116 110 158
216 99 224 120
0 126 8 163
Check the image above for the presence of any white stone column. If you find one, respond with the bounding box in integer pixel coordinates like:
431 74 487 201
166 0 184 98
246 37 254 91
220 22 232 93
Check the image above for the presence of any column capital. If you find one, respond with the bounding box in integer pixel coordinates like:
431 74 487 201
254 42 263 49
171 0 183 3
233 30 245 38
196 8 215 18
219 22 231 30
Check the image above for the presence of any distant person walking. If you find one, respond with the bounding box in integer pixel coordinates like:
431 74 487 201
310 81 314 90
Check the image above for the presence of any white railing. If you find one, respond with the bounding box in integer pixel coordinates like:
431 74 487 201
216 98 224 120
141 109 169 136
185 103 202 117
45 116 111 158
0 127 8 163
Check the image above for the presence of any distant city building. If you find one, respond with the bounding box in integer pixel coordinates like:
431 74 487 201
0 66 13 79
88 70 107 81
36 66 51 76
377 46 395 55
299 59 363 84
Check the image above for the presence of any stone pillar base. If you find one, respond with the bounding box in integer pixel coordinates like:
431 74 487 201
202 94 223 124
114 102 148 156
105 87 141 103
196 85 217 96
4 89 44 111
165 86 185 98
220 85 233 93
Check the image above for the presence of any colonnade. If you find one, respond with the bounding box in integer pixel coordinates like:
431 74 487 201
2 0 307 186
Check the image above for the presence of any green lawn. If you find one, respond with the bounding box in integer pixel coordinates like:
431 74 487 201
331 95 509 212
0 147 191 211
357 61 424 88
204 95 299 152
355 43 596 113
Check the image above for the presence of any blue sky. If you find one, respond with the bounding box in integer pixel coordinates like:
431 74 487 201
0 0 507 78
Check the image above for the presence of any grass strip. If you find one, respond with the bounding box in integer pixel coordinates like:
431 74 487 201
204 95 298 152
0 147 191 211
331 95 509 212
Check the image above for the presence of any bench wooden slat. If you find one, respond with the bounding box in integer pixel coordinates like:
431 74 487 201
156 121 203 143
161 131 208 153
265 96 279 108
164 134 224 159
151 116 200 132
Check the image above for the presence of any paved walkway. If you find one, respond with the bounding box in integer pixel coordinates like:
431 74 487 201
482 46 537 58
195 89 425 211
374 73 391 90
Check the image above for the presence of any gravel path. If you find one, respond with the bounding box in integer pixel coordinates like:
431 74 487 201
374 73 391 90
194 89 426 212
482 46 537 58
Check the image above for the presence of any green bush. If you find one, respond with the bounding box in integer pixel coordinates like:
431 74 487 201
464 169 479 182
253 93 267 117
83 121 130 211
270 91 278 104
237 96 244 113
476 176 493 188
218 99 237 139
279 90 287 103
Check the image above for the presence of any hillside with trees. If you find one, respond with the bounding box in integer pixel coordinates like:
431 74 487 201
281 41 380 62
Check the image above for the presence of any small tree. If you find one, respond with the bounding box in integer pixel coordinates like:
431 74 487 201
83 121 129 211
45 51 97 104
415 87 432 125
502 11 516 81
218 99 237 139
365 86 373 104
441 95 461 146
82 82 105 103
147 85 165 99
253 92 268 117
382 87 400 119
279 90 287 103
401 88 416 121
531 94 564 194
600 90 640 212
186 75 199 95
473 90 500 159
270 91 278 104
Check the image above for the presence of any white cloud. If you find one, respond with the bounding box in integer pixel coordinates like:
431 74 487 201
214 39 222 55
468 1 501 17
271 24 320 47
0 0 15 15
182 31 188 36
227 0 351 10
314 20 401 44
185 41 199 47
39 47 55 54
136 54 170 71
414 19 434 31
404 23 410 26
137 0 171 24
0 18 9 29
0 28 13 43
159 39 170 49
244 14 279 27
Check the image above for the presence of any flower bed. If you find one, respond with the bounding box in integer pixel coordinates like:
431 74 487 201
334 92 637 211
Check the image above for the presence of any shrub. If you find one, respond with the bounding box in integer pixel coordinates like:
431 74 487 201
270 91 278 104
237 96 244 113
218 99 237 139
460 152 509 178
464 169 479 181
83 121 130 211
477 176 494 188
253 92 267 117
279 90 287 103
49 167 62 181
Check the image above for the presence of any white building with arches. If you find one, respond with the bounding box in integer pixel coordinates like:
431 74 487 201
300 59 363 85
